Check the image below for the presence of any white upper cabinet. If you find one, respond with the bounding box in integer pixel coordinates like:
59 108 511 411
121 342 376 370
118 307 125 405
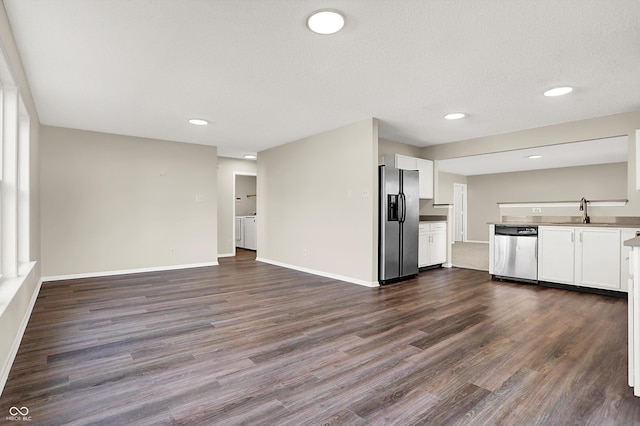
416 159 434 199
387 154 434 199
395 154 417 170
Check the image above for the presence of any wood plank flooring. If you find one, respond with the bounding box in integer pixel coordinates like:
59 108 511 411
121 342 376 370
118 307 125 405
2 249 639 424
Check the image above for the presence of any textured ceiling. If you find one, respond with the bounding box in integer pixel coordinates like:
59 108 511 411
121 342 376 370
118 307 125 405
4 0 640 158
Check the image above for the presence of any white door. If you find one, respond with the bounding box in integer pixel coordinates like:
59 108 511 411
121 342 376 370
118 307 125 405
453 183 467 242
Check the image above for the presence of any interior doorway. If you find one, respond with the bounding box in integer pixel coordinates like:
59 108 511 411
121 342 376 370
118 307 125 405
453 183 467 242
233 172 257 256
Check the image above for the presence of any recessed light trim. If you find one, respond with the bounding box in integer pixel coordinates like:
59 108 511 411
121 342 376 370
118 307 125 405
543 86 573 97
307 9 345 34
189 118 208 126
528 155 542 159
243 154 257 160
444 113 466 120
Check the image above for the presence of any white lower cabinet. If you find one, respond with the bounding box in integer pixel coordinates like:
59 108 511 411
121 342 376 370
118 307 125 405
419 222 447 267
538 226 622 291
576 227 621 289
538 227 575 284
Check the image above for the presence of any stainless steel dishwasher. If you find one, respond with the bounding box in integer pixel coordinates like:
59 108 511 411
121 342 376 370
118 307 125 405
493 225 538 283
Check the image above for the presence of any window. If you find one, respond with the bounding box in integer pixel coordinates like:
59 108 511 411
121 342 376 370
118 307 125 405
18 97 30 267
0 46 31 279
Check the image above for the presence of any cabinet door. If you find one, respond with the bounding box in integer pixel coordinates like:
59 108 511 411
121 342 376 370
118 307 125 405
575 228 621 290
430 231 447 265
395 154 417 170
538 227 575 284
417 158 434 199
418 231 430 267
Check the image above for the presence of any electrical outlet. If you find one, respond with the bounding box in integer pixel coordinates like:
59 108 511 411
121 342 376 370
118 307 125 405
195 195 204 202
303 249 308 257
532 208 542 213
169 248 175 254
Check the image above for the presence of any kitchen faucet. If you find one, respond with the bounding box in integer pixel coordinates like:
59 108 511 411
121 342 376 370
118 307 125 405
579 197 590 224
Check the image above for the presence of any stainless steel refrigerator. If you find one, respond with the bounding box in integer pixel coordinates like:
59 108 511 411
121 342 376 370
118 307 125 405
379 165 419 284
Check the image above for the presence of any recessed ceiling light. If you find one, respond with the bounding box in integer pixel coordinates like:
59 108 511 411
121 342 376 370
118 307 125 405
543 87 573 97
307 10 345 35
189 118 208 126
243 154 257 160
528 155 542 159
444 113 466 120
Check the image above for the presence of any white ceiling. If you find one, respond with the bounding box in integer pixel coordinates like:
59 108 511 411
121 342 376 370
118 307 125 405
437 135 628 176
3 1 640 158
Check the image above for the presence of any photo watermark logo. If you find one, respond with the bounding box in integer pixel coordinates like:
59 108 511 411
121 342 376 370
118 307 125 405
6 406 32 422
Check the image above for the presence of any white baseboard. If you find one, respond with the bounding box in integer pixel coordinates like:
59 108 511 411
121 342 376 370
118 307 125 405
217 252 235 258
0 267 42 396
463 240 489 244
255 257 379 288
42 261 219 282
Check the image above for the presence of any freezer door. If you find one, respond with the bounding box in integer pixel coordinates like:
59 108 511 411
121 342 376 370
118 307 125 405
400 169 419 277
379 166 401 281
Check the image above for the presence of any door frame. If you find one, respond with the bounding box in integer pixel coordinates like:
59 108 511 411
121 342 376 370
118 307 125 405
233 171 257 255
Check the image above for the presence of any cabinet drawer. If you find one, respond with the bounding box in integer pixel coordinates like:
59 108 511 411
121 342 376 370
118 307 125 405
429 222 446 231
419 223 428 233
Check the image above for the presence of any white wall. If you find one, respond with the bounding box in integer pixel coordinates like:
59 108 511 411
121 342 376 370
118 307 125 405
435 171 468 206
467 162 627 241
40 126 218 277
257 118 379 286
216 157 257 256
378 138 422 162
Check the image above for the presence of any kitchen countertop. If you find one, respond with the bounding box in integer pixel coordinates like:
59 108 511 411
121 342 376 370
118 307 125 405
492 222 640 228
625 237 640 247
419 215 447 222
490 215 640 228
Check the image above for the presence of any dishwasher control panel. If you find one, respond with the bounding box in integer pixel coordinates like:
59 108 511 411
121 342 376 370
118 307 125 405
495 225 538 236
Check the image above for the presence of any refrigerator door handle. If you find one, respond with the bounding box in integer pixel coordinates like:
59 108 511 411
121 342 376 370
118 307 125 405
399 192 407 223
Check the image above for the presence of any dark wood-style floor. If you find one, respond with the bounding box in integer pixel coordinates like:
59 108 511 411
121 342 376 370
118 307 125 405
2 249 639 425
